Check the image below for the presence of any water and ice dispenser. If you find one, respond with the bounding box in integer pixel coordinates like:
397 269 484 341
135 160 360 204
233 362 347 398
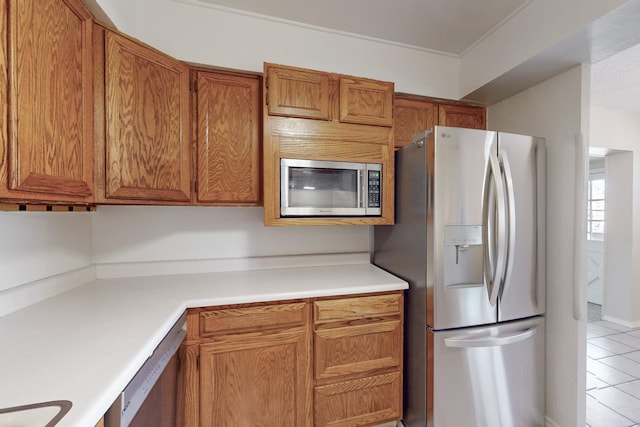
443 225 484 287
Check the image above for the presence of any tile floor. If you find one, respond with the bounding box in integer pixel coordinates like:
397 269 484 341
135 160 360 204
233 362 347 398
587 306 640 427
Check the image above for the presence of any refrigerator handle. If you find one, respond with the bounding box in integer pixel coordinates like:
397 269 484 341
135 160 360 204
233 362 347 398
483 147 507 307
498 150 516 299
444 326 538 348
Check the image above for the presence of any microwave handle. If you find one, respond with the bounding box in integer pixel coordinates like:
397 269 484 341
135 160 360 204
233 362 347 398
358 169 365 209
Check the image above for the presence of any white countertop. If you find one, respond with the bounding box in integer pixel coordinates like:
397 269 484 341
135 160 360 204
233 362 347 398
0 263 407 427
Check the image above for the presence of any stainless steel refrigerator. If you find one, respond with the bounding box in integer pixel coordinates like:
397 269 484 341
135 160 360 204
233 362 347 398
374 126 546 427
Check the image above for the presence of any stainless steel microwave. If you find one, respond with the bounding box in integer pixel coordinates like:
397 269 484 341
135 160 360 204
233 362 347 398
280 158 382 217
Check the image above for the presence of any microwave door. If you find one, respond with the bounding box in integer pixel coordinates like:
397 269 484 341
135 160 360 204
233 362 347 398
280 159 366 216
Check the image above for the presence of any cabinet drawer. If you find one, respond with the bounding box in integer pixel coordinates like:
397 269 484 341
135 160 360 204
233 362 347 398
314 372 401 427
200 302 307 336
314 293 401 324
315 320 401 380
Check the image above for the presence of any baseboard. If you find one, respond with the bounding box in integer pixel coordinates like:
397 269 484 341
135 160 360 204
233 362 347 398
545 416 559 427
0 265 96 317
602 314 640 328
95 252 371 279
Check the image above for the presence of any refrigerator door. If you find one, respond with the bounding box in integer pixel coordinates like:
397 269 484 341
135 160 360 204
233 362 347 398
432 127 498 329
429 317 545 427
497 133 546 321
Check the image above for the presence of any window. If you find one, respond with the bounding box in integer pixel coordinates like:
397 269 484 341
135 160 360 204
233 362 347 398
587 172 605 241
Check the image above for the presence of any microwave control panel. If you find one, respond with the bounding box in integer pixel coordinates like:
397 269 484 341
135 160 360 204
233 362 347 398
368 170 381 208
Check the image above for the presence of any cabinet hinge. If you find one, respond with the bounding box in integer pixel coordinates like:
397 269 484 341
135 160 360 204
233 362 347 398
265 92 269 106
196 354 200 370
194 181 198 193
265 75 269 89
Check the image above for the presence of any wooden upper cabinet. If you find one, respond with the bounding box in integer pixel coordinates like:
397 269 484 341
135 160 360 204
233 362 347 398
339 77 393 127
0 0 94 202
94 27 191 203
438 104 486 129
194 71 261 205
394 97 437 149
266 64 330 120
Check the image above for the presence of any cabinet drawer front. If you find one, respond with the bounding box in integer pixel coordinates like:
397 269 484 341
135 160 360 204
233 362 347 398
314 372 401 427
315 320 401 379
314 293 401 324
200 302 307 336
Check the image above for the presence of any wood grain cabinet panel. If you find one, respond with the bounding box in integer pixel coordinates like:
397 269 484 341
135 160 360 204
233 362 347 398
179 301 312 427
315 320 402 380
266 65 330 120
394 97 437 149
98 29 191 203
313 292 403 427
199 331 310 427
314 293 402 324
438 104 486 130
1 0 94 202
339 78 393 127
314 372 402 427
200 301 306 336
194 71 261 205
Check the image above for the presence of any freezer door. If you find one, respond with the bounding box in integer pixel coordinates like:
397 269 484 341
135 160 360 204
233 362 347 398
497 133 546 321
432 127 498 329
428 317 545 427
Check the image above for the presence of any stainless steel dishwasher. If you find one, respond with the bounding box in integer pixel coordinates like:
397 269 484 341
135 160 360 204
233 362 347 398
105 312 186 427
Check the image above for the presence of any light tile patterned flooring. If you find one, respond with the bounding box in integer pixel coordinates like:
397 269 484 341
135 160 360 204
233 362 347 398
587 313 640 427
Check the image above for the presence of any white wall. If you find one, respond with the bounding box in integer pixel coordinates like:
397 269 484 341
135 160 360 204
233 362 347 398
460 0 628 98
0 212 94 315
99 0 460 99
590 106 640 325
488 65 589 427
92 205 369 265
603 152 634 324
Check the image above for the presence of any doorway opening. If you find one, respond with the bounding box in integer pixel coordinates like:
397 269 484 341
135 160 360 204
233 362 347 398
585 148 640 426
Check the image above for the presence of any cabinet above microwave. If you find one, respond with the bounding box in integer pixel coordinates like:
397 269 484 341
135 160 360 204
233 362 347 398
262 63 395 226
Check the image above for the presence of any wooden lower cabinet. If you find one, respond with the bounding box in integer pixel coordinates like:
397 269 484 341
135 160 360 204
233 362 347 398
199 331 310 427
179 301 312 427
313 293 403 427
178 292 402 427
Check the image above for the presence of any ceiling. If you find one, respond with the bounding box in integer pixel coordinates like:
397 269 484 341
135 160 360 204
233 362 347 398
591 43 640 114
195 0 531 56
191 0 640 112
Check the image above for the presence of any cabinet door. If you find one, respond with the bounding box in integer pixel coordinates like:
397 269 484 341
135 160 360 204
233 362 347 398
2 0 93 201
103 31 190 202
339 77 393 127
195 72 261 205
438 104 486 129
199 331 312 427
394 98 437 149
265 64 330 120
